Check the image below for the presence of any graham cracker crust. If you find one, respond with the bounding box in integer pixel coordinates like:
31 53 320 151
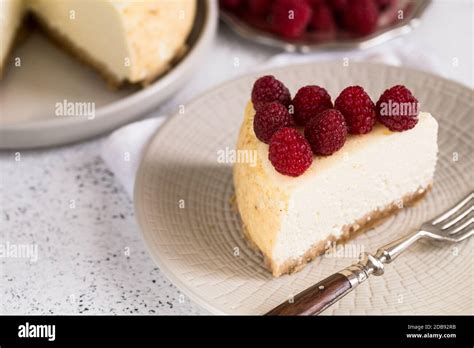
240 184 432 277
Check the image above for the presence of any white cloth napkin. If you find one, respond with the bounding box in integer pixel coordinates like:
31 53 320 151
101 39 443 197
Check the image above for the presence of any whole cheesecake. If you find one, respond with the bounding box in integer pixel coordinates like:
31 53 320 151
234 92 438 277
0 0 196 86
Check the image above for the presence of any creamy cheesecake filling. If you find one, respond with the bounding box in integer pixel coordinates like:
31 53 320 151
234 102 438 276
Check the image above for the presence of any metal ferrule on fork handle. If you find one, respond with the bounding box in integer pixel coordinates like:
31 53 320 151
338 229 423 288
338 251 386 287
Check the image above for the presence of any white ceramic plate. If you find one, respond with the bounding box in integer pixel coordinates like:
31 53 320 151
134 62 473 315
0 0 217 149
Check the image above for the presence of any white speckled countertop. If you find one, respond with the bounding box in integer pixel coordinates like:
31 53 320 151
1 142 199 314
1 2 472 315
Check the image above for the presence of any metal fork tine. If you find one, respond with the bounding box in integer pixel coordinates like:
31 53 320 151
452 224 474 242
431 192 474 225
442 205 474 230
448 216 474 235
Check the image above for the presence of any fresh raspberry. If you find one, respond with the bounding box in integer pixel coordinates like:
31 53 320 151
248 0 273 16
304 109 347 155
306 0 326 7
253 102 295 144
292 85 333 126
335 86 376 134
327 0 348 12
271 0 312 39
219 0 244 10
342 0 379 35
376 0 395 10
251 75 291 111
309 3 336 31
375 85 419 131
268 127 313 177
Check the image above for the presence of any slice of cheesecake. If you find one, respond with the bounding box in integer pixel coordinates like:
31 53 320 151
233 102 438 277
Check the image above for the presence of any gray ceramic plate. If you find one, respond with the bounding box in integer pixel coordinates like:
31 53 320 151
134 61 473 315
0 0 217 149
221 0 431 52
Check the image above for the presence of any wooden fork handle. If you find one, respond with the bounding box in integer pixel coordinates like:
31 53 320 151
266 251 389 316
265 272 353 316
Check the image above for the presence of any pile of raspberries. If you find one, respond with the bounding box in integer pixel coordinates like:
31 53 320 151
251 75 419 176
221 0 398 39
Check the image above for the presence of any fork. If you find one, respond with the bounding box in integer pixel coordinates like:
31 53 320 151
266 191 474 316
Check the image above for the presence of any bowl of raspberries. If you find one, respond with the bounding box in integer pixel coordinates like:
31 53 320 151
220 0 431 52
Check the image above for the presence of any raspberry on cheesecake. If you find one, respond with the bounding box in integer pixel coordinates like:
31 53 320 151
253 102 294 144
251 75 292 111
292 85 333 126
335 85 376 134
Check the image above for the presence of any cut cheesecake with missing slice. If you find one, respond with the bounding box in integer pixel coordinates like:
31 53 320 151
0 0 196 86
233 80 438 277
